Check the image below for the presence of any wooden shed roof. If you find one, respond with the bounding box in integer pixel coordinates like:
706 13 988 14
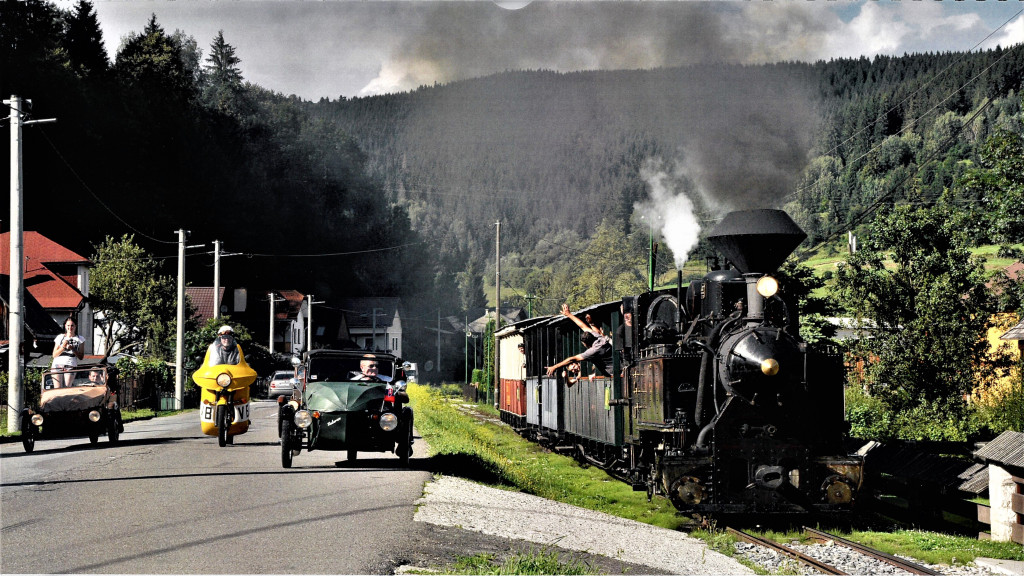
974 431 1024 473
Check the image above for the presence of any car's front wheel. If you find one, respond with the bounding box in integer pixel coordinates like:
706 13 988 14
347 449 357 462
107 413 120 444
281 420 294 468
398 424 413 466
21 415 35 453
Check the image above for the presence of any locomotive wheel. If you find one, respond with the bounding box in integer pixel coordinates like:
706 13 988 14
281 420 293 468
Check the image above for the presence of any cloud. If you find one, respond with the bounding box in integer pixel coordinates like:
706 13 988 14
359 3 748 95
94 1 1024 100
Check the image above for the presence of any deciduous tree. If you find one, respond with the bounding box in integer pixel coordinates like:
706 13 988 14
833 203 997 423
89 235 186 359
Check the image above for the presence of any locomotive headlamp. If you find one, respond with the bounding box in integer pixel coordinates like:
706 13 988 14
756 275 779 298
31 414 44 426
379 412 399 431
761 358 780 376
294 410 313 428
88 410 102 422
216 373 232 388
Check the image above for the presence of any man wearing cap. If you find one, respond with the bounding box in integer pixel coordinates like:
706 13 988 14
207 325 241 366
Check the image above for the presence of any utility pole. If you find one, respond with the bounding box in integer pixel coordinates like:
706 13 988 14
372 307 382 351
307 295 324 352
436 308 441 378
465 315 469 384
494 220 501 408
648 220 654 292
175 229 187 410
6 95 24 433
268 292 286 354
213 240 221 320
6 95 55 432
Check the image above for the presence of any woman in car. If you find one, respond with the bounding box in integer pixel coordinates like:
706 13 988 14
51 317 85 387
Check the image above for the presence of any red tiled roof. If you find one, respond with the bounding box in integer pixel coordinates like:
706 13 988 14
275 290 304 320
1005 261 1023 282
0 232 88 274
1 232 88 309
186 287 226 324
25 270 84 309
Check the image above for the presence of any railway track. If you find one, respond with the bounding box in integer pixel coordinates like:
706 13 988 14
727 526 941 575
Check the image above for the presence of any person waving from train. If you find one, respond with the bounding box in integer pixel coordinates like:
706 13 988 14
544 304 613 385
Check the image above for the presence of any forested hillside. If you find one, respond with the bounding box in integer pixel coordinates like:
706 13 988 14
2 0 430 304
4 0 1024 382
315 47 1024 312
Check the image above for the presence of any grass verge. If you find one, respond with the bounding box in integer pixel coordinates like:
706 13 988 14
409 383 686 531
446 550 599 575
410 384 1024 567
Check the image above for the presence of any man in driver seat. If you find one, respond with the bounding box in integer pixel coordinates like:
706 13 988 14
350 355 380 381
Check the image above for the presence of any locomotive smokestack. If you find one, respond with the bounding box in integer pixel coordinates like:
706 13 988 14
706 209 806 274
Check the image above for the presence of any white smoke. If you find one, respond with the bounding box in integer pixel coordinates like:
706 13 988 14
636 158 703 269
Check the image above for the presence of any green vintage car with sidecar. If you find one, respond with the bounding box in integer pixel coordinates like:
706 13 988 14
278 350 413 468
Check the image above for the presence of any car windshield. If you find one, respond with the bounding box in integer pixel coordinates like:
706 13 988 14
272 372 292 380
42 367 107 389
306 357 394 383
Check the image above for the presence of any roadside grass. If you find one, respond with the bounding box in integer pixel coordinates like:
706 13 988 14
447 550 598 575
411 384 1024 567
409 383 686 531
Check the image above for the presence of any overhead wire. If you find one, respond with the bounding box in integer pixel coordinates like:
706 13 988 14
34 126 178 245
783 7 1023 201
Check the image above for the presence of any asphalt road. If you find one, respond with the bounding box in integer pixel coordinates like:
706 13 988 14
0 400 456 574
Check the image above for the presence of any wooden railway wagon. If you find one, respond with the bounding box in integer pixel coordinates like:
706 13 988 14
521 315 562 444
496 317 548 430
558 301 624 467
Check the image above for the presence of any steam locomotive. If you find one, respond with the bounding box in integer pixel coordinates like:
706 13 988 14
497 209 863 520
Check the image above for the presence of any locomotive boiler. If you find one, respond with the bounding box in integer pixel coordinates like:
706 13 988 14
498 209 864 521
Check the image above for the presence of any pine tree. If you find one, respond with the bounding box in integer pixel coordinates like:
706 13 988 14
63 0 108 80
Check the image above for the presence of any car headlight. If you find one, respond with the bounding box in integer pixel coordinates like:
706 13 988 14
88 410 101 422
379 412 398 432
216 373 232 388
31 414 44 426
294 410 313 429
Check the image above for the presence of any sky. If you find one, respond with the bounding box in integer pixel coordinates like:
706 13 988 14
79 0 1024 101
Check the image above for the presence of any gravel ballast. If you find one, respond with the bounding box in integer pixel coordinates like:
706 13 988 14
413 475 754 575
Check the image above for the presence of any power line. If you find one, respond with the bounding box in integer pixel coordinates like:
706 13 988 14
35 127 177 245
784 9 1023 201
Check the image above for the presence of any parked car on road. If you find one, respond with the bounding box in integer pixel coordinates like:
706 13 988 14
20 363 123 453
279 350 413 468
267 370 297 399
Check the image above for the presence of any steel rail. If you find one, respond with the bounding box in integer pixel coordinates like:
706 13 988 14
803 527 941 576
726 527 848 575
